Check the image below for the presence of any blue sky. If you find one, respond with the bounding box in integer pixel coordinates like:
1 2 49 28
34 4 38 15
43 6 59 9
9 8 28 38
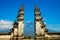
0 0 60 36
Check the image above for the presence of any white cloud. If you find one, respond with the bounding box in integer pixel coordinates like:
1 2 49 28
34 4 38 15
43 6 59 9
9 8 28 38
25 21 32 24
42 18 46 25
0 20 13 29
25 20 34 27
46 24 60 32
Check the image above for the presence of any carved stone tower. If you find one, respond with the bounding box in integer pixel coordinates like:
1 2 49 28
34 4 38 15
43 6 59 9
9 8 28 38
34 5 48 39
13 20 18 37
17 5 24 38
10 20 18 40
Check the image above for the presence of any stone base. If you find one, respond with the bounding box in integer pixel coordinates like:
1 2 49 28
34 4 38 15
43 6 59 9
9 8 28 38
10 37 24 40
35 36 45 40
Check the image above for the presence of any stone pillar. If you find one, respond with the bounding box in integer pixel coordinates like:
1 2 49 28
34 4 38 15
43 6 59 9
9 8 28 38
34 5 47 39
17 5 24 39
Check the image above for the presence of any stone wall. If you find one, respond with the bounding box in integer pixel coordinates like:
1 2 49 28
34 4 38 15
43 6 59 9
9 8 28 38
0 35 11 40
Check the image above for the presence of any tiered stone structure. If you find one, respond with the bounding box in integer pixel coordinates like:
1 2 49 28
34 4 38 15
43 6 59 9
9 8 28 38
0 5 60 40
17 5 24 40
34 5 60 40
34 5 48 39
0 5 24 40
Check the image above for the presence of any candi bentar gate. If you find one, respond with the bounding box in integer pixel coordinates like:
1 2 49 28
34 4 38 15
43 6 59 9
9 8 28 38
0 5 60 40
